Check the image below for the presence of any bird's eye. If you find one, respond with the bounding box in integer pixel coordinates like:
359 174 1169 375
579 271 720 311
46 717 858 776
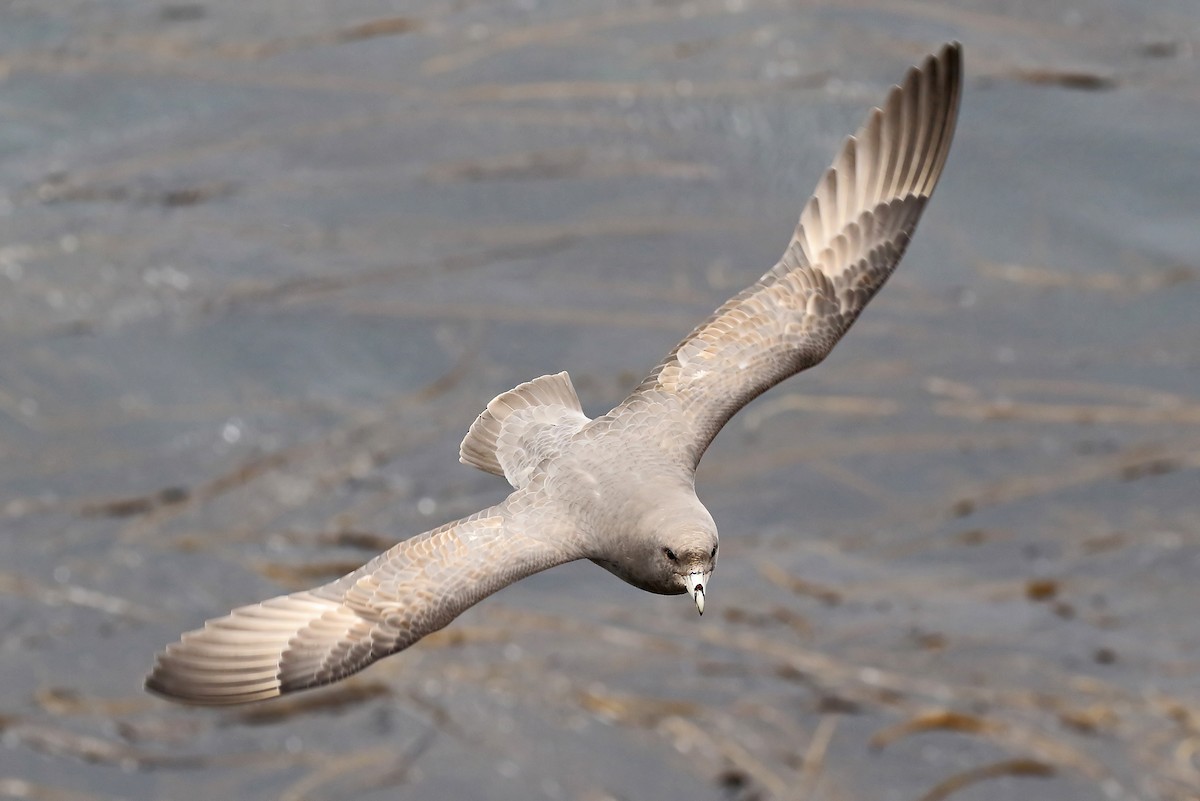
711 545 718 558
663 548 678 562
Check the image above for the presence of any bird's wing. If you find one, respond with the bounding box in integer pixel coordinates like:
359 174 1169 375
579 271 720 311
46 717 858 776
146 487 578 705
614 43 961 467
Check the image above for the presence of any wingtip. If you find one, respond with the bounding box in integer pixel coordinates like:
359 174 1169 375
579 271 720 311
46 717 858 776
928 41 962 74
142 590 359 707
144 662 284 706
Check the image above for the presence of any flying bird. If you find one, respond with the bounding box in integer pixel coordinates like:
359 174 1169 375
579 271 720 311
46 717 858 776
147 43 962 705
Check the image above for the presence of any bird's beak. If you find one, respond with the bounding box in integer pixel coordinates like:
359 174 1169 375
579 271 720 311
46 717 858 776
687 571 710 615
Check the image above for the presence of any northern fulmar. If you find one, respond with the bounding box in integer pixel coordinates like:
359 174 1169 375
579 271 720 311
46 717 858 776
147 43 962 705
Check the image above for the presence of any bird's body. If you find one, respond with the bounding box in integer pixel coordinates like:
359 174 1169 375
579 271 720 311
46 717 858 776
147 43 962 706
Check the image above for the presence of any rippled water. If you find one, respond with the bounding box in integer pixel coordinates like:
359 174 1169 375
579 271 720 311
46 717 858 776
2 2 1198 799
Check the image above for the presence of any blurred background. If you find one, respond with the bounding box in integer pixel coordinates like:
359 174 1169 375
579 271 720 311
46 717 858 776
1 1 1198 800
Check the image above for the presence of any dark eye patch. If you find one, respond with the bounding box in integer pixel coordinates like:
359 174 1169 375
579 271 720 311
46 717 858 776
664 548 678 562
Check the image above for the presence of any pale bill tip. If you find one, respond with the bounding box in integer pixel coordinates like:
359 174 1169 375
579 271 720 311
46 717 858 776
687 570 710 616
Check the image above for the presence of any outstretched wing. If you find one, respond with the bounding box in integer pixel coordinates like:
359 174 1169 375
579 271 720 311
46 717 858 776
617 43 961 467
146 487 578 705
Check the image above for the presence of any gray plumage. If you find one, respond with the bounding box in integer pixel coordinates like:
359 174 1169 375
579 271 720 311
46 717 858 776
146 43 962 705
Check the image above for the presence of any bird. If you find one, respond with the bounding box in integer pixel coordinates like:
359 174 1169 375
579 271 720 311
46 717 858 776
146 43 962 706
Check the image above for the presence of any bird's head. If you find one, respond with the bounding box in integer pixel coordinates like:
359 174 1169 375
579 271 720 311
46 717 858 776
634 498 719 614
656 535 717 614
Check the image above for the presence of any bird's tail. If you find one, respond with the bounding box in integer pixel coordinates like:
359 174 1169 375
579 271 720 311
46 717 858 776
458 371 587 485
